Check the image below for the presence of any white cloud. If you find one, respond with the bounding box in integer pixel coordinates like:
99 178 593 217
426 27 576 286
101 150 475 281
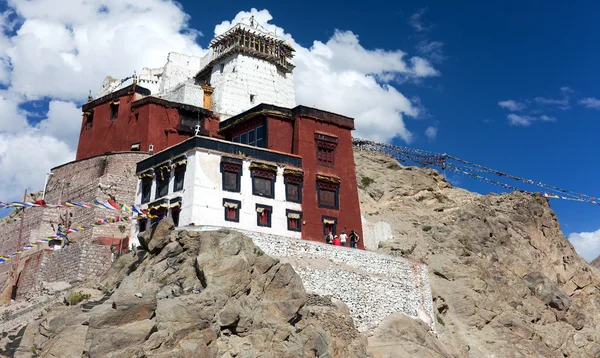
416 40 446 63
560 86 574 93
214 8 439 143
498 100 525 112
579 97 600 109
409 8 431 32
568 230 600 262
0 0 206 203
534 96 570 110
0 4 440 205
507 113 555 126
424 126 437 140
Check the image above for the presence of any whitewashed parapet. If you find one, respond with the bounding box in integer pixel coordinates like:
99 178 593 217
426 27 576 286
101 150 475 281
189 226 435 332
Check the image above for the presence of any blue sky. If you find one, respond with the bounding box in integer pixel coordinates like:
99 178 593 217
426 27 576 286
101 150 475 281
1 0 599 259
185 1 600 242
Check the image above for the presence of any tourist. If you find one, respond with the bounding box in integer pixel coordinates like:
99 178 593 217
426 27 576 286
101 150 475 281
350 230 360 249
325 232 333 244
339 230 347 246
333 235 341 246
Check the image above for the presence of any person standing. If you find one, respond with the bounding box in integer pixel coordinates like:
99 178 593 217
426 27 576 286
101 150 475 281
339 231 347 246
350 230 360 249
325 232 333 244
333 235 341 246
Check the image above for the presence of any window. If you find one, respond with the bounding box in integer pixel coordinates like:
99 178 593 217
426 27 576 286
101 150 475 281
84 111 94 129
156 170 170 198
178 110 202 133
174 166 185 192
141 179 152 204
322 216 337 236
131 142 141 151
284 174 303 203
171 206 181 227
138 218 148 232
315 133 338 166
317 180 340 209
253 177 273 197
110 101 119 120
317 147 334 166
256 205 272 227
234 126 265 148
286 210 302 232
221 160 242 192
250 94 255 104
223 199 241 222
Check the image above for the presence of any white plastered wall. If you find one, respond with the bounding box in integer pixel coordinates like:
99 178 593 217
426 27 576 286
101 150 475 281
209 53 296 119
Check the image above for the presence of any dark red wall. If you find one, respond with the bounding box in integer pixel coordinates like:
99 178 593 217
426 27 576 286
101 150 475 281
75 97 218 161
293 116 364 248
266 116 293 153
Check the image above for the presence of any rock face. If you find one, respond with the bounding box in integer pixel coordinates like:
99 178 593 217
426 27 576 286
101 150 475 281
356 149 600 357
11 220 367 357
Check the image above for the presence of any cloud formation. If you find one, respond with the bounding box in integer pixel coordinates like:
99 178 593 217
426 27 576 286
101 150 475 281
498 100 525 112
507 113 555 126
424 126 438 140
214 8 439 143
0 4 440 205
579 97 600 109
568 230 600 262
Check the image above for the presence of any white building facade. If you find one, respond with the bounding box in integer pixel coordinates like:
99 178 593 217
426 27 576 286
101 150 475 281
94 22 296 121
130 136 304 247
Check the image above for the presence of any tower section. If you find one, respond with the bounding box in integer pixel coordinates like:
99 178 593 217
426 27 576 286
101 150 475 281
195 22 296 119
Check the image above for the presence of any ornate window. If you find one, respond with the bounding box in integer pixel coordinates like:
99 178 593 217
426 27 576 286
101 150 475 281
223 199 241 222
155 165 171 199
256 204 272 227
173 157 187 192
221 158 242 192
317 175 340 209
286 210 302 232
251 163 276 199
322 216 337 236
84 110 94 129
315 133 338 166
284 169 303 203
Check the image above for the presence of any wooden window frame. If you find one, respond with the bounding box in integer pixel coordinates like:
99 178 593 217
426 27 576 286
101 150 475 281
251 168 276 199
317 181 340 210
141 178 152 204
315 133 338 167
284 175 303 203
256 204 272 227
322 215 338 236
223 199 241 223
173 165 185 192
286 209 302 232
221 159 242 193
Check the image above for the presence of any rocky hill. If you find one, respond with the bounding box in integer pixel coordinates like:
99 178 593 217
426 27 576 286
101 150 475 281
591 256 600 271
356 149 600 357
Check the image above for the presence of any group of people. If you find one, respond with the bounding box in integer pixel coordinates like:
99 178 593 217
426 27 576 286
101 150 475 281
325 229 360 248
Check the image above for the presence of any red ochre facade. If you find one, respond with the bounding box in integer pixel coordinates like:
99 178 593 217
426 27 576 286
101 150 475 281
219 105 364 248
76 84 220 161
77 86 363 248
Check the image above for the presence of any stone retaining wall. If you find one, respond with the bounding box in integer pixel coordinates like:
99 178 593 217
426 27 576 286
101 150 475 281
190 227 435 332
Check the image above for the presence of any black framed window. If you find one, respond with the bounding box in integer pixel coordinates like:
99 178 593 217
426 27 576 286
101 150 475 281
286 210 302 232
315 133 338 167
223 199 241 222
256 205 272 227
174 166 185 192
317 181 340 209
284 175 303 203
171 206 181 227
256 126 264 147
110 102 119 120
141 179 152 204
156 175 169 198
251 164 276 198
240 132 248 144
322 216 337 236
221 160 242 192
232 136 240 143
138 218 148 232
248 129 255 146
